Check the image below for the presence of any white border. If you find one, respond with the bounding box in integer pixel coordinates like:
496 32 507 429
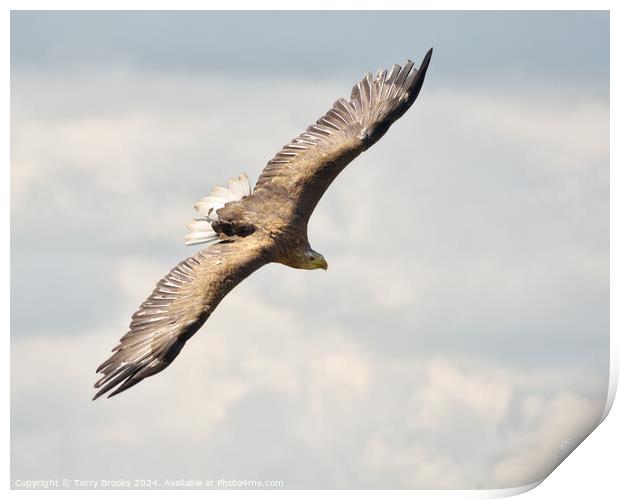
3 2 615 498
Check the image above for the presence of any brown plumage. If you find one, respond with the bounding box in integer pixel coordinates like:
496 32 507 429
94 49 433 400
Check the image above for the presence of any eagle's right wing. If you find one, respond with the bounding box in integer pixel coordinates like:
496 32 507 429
254 49 432 219
94 233 273 400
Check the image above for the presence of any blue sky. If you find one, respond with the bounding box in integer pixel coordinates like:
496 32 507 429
11 10 609 489
11 11 609 84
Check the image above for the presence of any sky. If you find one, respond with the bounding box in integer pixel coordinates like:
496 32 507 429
10 10 609 490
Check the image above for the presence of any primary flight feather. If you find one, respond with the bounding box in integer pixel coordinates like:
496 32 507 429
94 49 433 400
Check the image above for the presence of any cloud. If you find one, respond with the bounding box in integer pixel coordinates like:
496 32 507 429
11 61 609 488
408 358 512 431
11 316 605 488
493 393 602 487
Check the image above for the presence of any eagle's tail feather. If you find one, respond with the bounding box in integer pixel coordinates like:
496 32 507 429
185 173 252 246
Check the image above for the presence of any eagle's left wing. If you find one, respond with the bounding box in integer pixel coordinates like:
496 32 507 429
93 233 273 399
253 49 432 219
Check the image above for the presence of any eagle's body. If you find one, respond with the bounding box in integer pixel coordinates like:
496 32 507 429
94 49 433 400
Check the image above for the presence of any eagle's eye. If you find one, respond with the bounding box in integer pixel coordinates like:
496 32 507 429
309 256 315 261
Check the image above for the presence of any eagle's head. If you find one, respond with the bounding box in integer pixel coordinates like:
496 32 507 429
297 249 328 270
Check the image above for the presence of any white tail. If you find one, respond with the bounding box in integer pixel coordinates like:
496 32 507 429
184 173 252 246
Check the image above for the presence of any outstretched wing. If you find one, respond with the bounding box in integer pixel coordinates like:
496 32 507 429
94 234 273 399
254 49 432 219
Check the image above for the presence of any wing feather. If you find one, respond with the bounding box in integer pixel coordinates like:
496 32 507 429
93 234 273 399
254 49 432 218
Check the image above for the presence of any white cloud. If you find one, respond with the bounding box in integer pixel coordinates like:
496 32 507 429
409 357 512 431
360 438 473 489
11 66 609 488
11 312 605 488
435 90 609 171
494 393 603 487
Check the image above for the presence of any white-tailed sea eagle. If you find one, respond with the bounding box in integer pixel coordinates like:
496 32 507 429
94 49 433 399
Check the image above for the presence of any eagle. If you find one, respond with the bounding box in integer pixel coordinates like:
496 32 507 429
94 49 433 400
